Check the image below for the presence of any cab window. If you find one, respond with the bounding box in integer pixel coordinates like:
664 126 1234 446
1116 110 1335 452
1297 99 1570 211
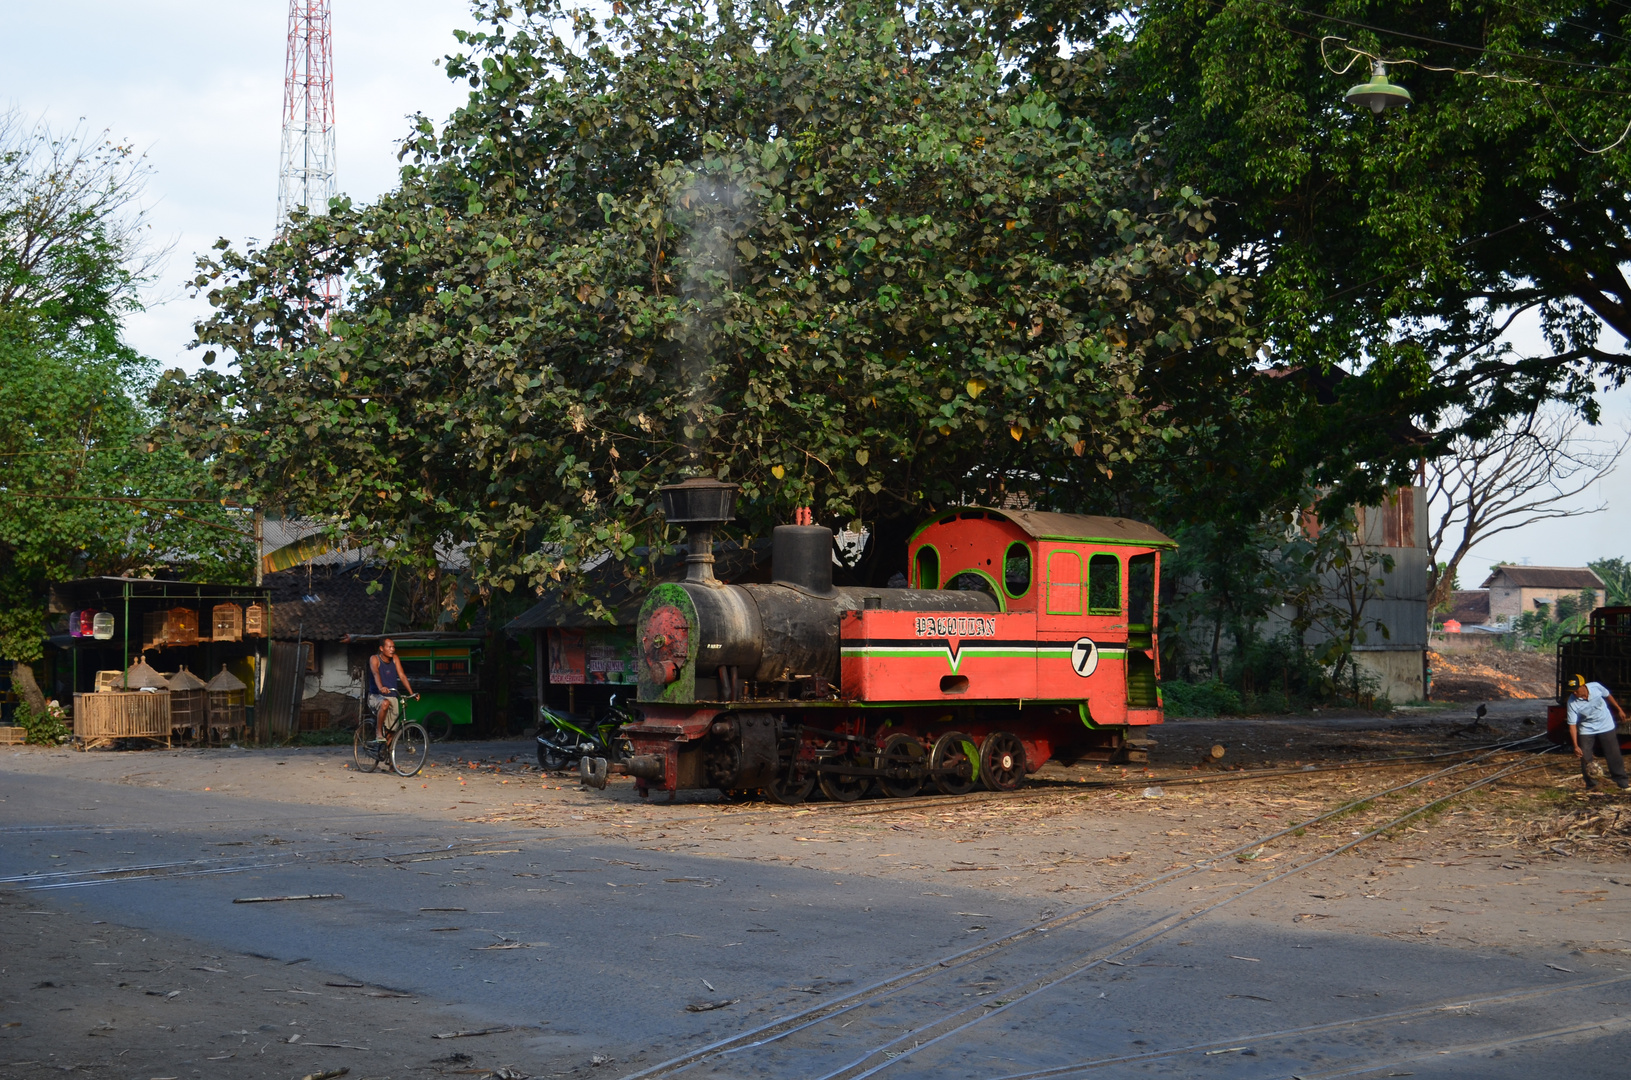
1128 552 1156 630
1003 542 1032 598
1088 554 1121 613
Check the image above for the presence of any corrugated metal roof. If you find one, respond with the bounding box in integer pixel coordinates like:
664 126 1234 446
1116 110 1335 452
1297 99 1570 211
1479 566 1605 590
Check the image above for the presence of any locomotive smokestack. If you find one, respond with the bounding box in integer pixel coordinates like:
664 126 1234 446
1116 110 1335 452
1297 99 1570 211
658 476 739 584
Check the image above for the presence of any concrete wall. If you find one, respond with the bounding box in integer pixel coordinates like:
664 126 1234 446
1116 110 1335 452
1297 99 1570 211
1428 632 1502 654
300 643 360 700
1353 649 1425 703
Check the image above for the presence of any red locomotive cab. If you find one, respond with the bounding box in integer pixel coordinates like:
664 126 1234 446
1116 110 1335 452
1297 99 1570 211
895 509 1172 726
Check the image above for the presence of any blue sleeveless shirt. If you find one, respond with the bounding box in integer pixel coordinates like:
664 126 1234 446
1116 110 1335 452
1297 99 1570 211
371 653 401 695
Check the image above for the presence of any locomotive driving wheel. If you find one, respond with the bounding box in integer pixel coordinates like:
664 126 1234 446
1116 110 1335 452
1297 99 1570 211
980 731 1026 791
929 730 979 795
817 740 872 803
876 732 926 799
765 759 816 805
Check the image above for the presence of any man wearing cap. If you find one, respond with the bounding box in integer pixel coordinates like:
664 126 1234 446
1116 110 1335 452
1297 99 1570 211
1566 674 1630 791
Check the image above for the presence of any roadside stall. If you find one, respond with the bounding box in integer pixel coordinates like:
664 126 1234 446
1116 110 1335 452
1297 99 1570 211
45 577 270 747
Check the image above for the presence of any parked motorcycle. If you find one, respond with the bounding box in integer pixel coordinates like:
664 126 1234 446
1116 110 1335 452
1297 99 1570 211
536 697 636 772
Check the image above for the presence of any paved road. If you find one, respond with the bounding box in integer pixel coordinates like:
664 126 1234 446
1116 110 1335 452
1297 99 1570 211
3 749 1629 1079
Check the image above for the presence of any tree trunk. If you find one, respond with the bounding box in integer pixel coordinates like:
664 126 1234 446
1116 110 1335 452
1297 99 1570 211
12 661 47 716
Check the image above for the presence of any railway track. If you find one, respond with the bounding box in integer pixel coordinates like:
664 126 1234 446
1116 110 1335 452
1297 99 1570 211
553 735 1541 834
620 741 1564 1080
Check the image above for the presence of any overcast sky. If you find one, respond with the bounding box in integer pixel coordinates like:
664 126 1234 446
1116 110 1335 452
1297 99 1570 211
2 0 1627 574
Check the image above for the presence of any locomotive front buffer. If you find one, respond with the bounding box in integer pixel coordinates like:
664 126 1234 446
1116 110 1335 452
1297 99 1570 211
581 477 1173 803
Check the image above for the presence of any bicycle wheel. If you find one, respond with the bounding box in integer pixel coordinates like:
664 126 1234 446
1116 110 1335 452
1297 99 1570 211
422 710 454 742
353 719 380 773
391 722 428 777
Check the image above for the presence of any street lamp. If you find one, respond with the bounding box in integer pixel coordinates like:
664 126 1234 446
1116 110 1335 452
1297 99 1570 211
1345 60 1413 113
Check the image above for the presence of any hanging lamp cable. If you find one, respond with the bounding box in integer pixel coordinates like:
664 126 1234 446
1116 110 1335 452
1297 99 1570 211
1320 35 1631 154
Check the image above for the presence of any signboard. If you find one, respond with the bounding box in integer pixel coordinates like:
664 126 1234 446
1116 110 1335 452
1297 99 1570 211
548 628 586 684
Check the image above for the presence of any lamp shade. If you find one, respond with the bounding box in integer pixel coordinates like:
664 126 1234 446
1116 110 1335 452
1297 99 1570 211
1345 61 1412 113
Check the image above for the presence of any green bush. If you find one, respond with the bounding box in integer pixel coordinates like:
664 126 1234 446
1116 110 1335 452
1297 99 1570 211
17 699 71 746
1161 679 1245 718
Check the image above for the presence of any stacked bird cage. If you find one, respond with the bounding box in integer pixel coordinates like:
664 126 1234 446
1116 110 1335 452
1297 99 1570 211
165 665 209 743
205 665 248 744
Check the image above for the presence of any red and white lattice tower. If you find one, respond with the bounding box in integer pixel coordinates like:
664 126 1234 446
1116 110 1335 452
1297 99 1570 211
277 1 339 306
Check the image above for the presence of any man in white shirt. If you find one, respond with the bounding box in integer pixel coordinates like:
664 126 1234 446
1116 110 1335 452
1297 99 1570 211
1566 674 1629 791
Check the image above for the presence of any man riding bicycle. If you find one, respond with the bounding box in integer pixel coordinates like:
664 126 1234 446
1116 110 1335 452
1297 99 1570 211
368 638 417 742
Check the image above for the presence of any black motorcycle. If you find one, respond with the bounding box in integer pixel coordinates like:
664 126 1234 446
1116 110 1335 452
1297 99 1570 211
535 696 636 772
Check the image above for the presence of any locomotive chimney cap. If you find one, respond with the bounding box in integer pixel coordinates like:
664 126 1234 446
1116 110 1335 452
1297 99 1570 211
659 476 739 526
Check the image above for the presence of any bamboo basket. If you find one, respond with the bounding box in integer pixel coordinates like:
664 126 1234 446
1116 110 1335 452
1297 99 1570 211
73 691 171 749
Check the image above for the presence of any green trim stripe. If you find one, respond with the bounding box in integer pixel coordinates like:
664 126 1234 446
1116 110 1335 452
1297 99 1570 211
844 644 1125 674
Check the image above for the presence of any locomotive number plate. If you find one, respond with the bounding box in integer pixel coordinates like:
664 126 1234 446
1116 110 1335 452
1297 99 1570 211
1070 637 1099 677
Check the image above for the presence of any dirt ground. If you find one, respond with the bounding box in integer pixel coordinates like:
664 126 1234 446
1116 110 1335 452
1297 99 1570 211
5 706 1631 1078
1430 646 1557 701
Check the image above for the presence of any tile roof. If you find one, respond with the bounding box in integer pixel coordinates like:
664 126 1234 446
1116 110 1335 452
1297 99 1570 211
267 565 398 641
1479 566 1605 590
1446 590 1490 624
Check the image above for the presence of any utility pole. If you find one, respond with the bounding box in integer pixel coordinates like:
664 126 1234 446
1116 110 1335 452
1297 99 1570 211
277 0 339 309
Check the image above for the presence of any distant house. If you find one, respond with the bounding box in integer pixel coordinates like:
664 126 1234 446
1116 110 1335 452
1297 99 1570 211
1446 590 1491 627
1479 566 1606 624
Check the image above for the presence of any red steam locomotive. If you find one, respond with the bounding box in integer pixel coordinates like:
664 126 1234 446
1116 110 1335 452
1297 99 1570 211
580 477 1172 802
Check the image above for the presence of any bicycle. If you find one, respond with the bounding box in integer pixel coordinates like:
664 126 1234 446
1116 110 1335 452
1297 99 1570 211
353 695 428 777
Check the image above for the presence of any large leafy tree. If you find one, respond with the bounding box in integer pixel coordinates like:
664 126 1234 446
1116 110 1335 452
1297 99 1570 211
1069 0 1631 434
160 0 1253 602
0 113 249 702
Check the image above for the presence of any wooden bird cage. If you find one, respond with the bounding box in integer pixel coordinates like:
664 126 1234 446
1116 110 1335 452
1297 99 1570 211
166 665 209 742
205 664 248 744
124 655 171 690
212 603 244 643
73 691 170 749
244 602 266 637
142 607 200 650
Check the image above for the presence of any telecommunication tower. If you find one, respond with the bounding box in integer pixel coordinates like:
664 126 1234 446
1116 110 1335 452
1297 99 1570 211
277 0 338 305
